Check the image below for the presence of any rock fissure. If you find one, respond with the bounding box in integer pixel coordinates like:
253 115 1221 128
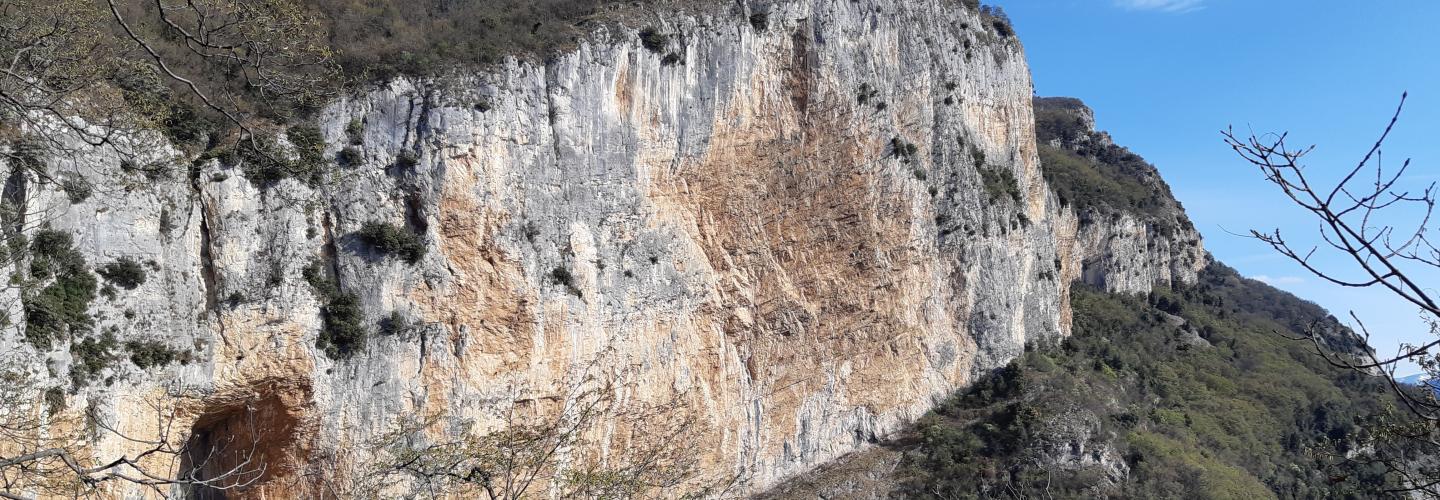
195 178 219 314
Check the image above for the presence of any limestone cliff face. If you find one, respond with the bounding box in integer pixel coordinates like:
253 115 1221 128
1034 96 1206 295
7 0 1204 496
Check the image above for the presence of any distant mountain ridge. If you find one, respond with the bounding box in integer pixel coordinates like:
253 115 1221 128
1398 373 1427 385
1398 373 1440 394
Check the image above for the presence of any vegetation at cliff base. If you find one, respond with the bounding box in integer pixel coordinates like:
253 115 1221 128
899 263 1403 498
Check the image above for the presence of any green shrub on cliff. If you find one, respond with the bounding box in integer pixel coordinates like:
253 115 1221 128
346 118 365 145
979 166 1021 203
639 27 669 53
355 221 426 264
749 11 770 32
239 126 330 187
891 137 920 162
395 150 420 169
61 177 92 204
316 291 367 359
303 259 368 359
68 331 116 387
338 146 362 166
550 266 583 298
126 340 182 369
23 230 96 350
98 257 146 290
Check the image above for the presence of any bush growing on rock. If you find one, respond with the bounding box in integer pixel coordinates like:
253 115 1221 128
240 126 329 187
356 221 426 264
23 230 96 349
395 150 420 169
303 259 337 297
303 259 368 359
981 5 1014 37
749 12 769 32
379 310 409 335
550 266 582 297
639 27 668 53
891 137 920 162
316 292 366 358
227 291 245 308
857 83 879 105
346 118 364 145
68 331 116 387
338 146 362 166
44 387 65 413
979 166 1021 203
158 208 177 238
969 145 986 167
61 178 92 204
98 257 146 290
126 340 181 369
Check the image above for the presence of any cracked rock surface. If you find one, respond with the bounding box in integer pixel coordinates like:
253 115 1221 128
7 0 1204 496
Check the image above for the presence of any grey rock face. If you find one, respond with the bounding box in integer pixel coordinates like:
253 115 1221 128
1034 96 1207 294
7 0 1204 496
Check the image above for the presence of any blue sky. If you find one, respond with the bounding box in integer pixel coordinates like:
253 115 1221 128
990 0 1440 374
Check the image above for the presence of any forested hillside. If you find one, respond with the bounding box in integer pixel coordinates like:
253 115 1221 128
769 262 1415 499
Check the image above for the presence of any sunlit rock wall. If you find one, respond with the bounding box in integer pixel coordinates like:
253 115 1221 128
5 0 1205 496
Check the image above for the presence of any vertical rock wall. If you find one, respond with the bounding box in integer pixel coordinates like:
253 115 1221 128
4 0 1205 496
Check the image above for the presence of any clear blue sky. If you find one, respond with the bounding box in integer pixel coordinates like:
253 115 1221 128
991 0 1440 374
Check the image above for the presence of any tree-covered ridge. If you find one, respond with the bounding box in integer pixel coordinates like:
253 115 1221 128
898 262 1405 498
1034 97 1195 237
308 0 1015 79
305 0 642 80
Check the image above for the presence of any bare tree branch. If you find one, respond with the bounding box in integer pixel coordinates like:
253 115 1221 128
1228 92 1440 493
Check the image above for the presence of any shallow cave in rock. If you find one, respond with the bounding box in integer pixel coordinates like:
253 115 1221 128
180 380 311 499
